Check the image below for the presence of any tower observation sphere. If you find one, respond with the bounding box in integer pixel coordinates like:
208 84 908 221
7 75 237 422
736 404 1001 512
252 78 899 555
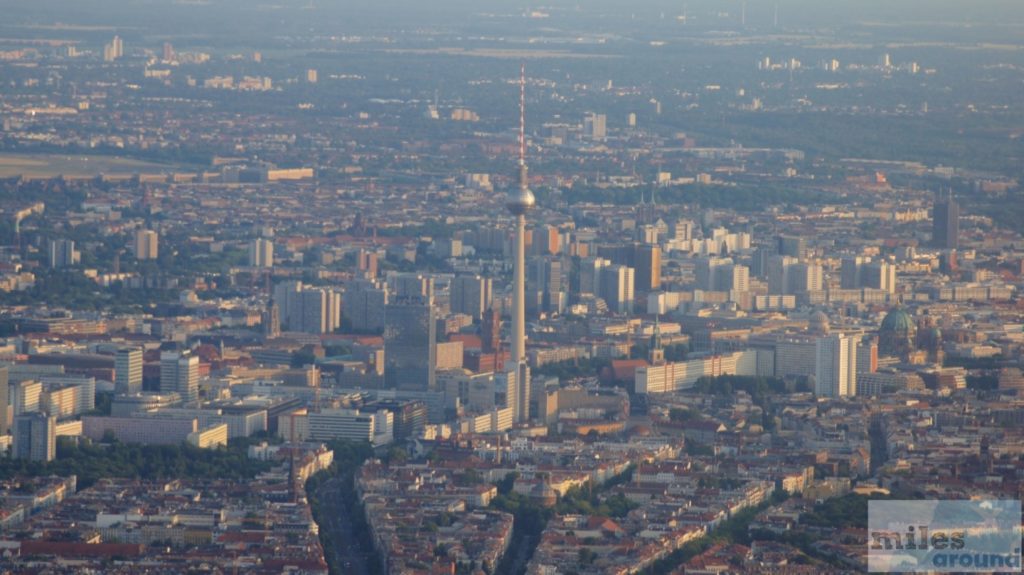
507 166 536 215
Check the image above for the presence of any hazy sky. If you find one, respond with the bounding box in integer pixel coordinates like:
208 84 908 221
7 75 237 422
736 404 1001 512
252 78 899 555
5 0 1024 28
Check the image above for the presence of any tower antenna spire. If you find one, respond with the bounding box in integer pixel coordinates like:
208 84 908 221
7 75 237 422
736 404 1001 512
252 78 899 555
519 62 526 168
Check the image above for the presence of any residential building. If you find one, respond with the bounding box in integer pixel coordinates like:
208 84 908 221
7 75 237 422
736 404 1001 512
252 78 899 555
133 230 159 260
248 238 274 268
48 240 79 269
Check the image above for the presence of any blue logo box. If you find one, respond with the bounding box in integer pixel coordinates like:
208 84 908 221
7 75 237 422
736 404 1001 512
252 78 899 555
868 499 1022 572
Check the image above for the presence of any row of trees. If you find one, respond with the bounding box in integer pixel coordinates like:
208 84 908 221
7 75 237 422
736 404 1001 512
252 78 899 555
691 375 791 402
305 439 381 575
637 500 779 575
532 357 613 380
0 270 177 313
0 436 275 489
490 466 639 575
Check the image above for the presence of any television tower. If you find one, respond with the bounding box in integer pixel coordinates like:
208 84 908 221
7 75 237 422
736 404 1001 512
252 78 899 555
507 63 535 423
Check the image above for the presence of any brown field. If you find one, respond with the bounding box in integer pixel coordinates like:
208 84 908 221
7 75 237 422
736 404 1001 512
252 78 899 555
0 153 178 179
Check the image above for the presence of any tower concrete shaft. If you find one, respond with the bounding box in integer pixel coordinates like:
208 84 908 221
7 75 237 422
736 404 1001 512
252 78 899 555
512 213 526 363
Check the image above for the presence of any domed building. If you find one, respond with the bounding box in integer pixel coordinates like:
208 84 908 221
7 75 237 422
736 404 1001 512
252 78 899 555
808 310 831 336
919 325 944 364
879 308 917 358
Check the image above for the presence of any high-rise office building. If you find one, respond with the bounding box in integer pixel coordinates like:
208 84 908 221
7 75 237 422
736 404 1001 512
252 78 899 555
672 219 695 242
451 275 493 321
249 238 274 268
696 257 734 291
578 257 610 295
103 35 124 62
527 257 565 315
114 348 143 395
40 376 95 418
300 289 329 333
160 351 199 405
815 334 858 398
273 281 341 334
932 191 959 249
325 290 342 333
384 295 437 391
134 229 159 260
48 239 80 269
390 273 435 299
842 256 897 294
767 255 795 294
773 338 818 380
862 261 897 294
357 249 379 278
584 113 607 140
274 281 302 330
840 256 870 289
596 244 634 268
13 413 55 462
718 264 750 294
344 279 387 332
533 225 561 255
440 370 499 412
708 227 751 254
634 245 662 292
751 246 775 278
13 380 41 416
856 338 878 378
262 299 281 338
637 224 659 244
599 265 635 314
768 256 822 295
494 368 528 423
790 262 823 293
776 235 808 260
481 308 500 354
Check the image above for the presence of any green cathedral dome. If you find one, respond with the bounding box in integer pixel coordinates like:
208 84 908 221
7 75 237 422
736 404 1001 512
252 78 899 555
880 308 915 334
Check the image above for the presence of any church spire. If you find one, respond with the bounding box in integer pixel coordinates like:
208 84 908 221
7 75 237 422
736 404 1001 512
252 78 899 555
649 316 665 364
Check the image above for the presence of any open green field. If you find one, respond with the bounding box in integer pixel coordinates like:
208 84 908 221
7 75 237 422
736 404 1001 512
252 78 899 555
0 153 180 178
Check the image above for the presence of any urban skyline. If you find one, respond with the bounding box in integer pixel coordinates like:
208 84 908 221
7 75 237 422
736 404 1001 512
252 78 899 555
0 1 1021 573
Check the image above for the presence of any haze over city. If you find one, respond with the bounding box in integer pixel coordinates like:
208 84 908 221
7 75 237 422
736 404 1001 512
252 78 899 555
0 1 1021 573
